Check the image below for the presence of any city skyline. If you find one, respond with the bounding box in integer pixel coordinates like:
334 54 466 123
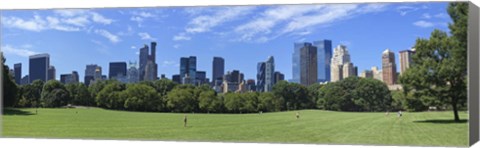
1 3 451 82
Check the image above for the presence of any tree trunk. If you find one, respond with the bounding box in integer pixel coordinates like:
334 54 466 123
452 98 460 122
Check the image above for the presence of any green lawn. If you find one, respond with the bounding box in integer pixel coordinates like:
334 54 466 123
1 108 468 147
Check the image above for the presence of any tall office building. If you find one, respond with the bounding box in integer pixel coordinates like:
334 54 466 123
256 56 275 92
60 71 79 84
172 74 181 84
29 53 49 83
85 64 100 86
313 40 332 83
138 42 158 81
399 48 416 74
72 71 79 83
300 44 318 86
212 57 225 86
180 56 197 85
292 42 309 83
109 62 127 79
127 61 139 83
382 49 397 85
331 45 355 82
257 62 266 92
196 71 207 85
372 66 383 81
264 56 275 92
48 66 56 80
274 71 285 84
14 63 21 84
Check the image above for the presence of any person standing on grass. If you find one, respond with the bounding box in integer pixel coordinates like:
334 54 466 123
184 115 188 127
296 112 300 119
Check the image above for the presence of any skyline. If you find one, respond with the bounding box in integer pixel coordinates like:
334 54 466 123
1 3 452 82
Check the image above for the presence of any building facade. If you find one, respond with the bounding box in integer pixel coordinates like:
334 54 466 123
382 49 397 85
212 57 225 86
313 40 332 83
109 62 127 79
180 56 197 85
14 63 21 84
300 44 318 86
330 45 355 82
29 53 50 83
399 48 416 74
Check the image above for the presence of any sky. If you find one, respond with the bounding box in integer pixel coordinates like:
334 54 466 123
0 2 452 82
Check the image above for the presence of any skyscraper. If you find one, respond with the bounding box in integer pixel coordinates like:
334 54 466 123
274 71 285 84
48 66 56 80
399 48 416 74
109 62 127 79
300 44 318 86
265 56 275 92
85 64 100 86
29 53 49 83
313 40 332 83
139 45 149 81
212 57 225 86
382 49 397 85
196 71 207 85
172 74 181 84
14 63 21 84
138 42 158 81
127 61 139 83
180 56 197 85
292 42 309 83
60 71 79 84
256 62 266 92
331 45 355 82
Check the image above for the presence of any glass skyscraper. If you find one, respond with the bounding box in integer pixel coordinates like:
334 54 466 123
29 53 49 83
109 62 127 79
14 63 21 84
212 57 225 86
180 56 197 84
313 40 332 83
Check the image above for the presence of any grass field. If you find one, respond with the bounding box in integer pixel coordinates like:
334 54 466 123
1 108 468 147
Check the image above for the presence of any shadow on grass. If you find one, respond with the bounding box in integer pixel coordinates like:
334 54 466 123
413 119 468 124
2 108 35 116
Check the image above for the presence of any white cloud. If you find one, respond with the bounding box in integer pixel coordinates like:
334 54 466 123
185 7 255 34
131 46 137 49
396 5 419 16
91 12 113 25
1 45 38 57
95 29 120 43
1 16 47 32
2 9 114 32
434 13 449 19
173 33 191 41
233 4 387 43
413 20 434 28
138 32 156 40
173 44 181 49
422 13 432 19
162 60 177 67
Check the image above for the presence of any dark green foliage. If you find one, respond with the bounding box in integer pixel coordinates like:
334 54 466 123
16 80 44 108
95 81 126 110
122 84 162 111
272 81 310 110
400 2 467 121
2 54 18 107
40 80 70 107
319 77 392 112
166 87 197 112
198 90 223 113
257 92 283 112
66 83 94 106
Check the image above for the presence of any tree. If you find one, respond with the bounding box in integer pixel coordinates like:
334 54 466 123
66 83 93 106
272 81 310 110
198 90 223 113
399 2 467 122
122 84 162 111
96 81 126 110
223 93 245 113
40 80 70 107
166 87 197 112
257 92 283 112
2 54 18 107
354 78 392 112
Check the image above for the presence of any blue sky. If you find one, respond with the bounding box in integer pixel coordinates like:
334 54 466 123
1 2 451 82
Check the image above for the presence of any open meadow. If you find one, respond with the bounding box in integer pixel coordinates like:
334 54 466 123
1 108 468 147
